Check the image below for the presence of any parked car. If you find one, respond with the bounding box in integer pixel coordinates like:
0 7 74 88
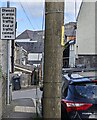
39 73 97 120
62 73 97 120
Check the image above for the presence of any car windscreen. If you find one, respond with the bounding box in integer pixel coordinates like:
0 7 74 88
75 84 97 99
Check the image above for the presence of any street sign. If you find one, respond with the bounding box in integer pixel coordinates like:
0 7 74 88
0 7 16 40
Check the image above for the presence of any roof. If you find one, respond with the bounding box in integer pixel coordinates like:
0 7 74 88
14 66 32 73
14 63 34 73
16 30 44 42
65 22 76 37
16 24 76 43
63 73 83 81
16 42 44 53
63 73 97 85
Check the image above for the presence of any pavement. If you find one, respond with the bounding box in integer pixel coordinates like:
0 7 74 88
1 86 42 120
2 98 37 120
12 86 42 100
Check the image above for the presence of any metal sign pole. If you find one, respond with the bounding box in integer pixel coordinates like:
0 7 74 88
0 1 16 104
7 1 10 105
7 40 10 104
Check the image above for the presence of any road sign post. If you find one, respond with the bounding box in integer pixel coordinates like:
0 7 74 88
0 3 16 104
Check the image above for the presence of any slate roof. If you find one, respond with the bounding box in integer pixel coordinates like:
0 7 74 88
16 42 44 53
16 30 44 42
16 23 76 54
65 22 76 37
16 23 76 41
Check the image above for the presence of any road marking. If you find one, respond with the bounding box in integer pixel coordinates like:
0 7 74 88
14 106 36 113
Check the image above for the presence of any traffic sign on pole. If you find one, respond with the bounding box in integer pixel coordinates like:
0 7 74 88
0 7 16 40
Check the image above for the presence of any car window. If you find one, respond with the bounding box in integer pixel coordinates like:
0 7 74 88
61 76 69 98
62 82 68 98
75 84 97 99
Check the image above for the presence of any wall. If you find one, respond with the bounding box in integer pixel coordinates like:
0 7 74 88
1 40 8 118
76 2 97 68
95 2 97 61
76 2 95 55
75 55 97 68
14 46 28 65
20 73 31 87
0 40 8 119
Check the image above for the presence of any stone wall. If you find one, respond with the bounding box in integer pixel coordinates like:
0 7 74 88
0 74 6 119
1 40 7 119
0 76 2 119
2 75 7 117
75 55 97 68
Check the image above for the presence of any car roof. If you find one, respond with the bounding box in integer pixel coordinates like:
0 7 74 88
63 73 83 81
62 73 97 85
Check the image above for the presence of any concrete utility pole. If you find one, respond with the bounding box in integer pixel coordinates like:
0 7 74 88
43 1 64 118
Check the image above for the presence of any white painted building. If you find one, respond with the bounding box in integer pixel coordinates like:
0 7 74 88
16 30 44 66
76 1 97 68
69 40 76 67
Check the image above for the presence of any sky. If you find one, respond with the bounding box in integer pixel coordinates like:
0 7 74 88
0 0 82 36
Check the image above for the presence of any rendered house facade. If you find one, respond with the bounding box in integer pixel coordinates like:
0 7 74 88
76 1 97 68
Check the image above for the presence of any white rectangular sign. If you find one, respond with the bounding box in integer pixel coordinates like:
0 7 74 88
0 7 16 40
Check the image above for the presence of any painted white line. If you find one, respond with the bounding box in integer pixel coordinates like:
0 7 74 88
14 106 36 113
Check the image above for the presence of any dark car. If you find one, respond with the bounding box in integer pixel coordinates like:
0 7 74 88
61 74 97 120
